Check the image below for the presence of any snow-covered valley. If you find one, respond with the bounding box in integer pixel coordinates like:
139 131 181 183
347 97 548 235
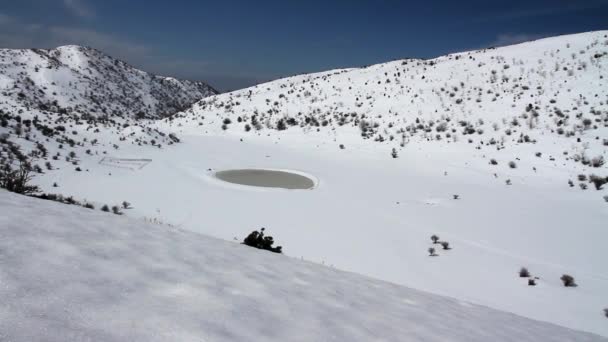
1 31 608 340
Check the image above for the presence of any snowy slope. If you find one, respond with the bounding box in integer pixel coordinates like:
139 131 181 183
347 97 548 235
0 190 605 342
163 31 607 168
0 45 217 119
1 31 607 338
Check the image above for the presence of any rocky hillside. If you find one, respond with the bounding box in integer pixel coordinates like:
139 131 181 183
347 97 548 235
0 45 217 119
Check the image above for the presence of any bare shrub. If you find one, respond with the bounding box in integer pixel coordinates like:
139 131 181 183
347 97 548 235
0 161 40 195
591 156 605 168
560 274 576 287
589 174 608 190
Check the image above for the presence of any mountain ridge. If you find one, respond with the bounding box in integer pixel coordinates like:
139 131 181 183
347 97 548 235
0 44 217 119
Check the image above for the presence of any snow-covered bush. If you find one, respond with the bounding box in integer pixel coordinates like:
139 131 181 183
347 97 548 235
589 174 608 190
590 156 605 168
560 274 576 287
111 205 122 215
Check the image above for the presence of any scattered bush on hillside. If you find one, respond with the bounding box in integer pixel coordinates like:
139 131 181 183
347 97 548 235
604 308 608 318
428 247 436 256
528 278 537 286
243 227 283 253
560 274 576 287
111 205 122 215
101 204 110 212
519 267 530 278
122 201 131 209
431 234 440 244
508 161 517 169
440 241 450 250
589 174 608 190
590 156 605 168
0 161 40 195
490 159 498 165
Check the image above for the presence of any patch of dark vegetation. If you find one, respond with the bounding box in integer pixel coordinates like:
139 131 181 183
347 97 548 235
560 274 577 287
243 227 283 253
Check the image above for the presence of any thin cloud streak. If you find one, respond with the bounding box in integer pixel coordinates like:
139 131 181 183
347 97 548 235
63 0 95 19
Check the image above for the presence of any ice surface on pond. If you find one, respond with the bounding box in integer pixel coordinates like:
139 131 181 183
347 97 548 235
215 169 315 189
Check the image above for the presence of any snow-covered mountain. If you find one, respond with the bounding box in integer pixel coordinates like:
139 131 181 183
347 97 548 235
0 45 217 119
1 31 607 339
0 189 605 342
164 31 607 170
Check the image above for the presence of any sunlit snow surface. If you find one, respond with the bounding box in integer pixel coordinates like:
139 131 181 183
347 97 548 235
0 190 605 341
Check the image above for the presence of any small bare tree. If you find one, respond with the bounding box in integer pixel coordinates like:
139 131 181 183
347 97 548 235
0 161 40 195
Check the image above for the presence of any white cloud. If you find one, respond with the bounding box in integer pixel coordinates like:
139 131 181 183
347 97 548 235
63 0 94 19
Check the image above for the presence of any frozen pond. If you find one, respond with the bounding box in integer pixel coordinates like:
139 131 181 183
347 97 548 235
215 169 315 189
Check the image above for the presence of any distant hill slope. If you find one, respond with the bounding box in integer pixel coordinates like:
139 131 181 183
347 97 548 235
0 190 605 342
0 45 217 119
163 31 607 169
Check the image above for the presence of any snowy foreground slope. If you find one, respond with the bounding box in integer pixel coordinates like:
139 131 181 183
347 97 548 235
0 45 216 119
0 190 605 342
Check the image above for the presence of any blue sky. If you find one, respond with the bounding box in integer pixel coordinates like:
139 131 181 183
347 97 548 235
1 0 606 90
